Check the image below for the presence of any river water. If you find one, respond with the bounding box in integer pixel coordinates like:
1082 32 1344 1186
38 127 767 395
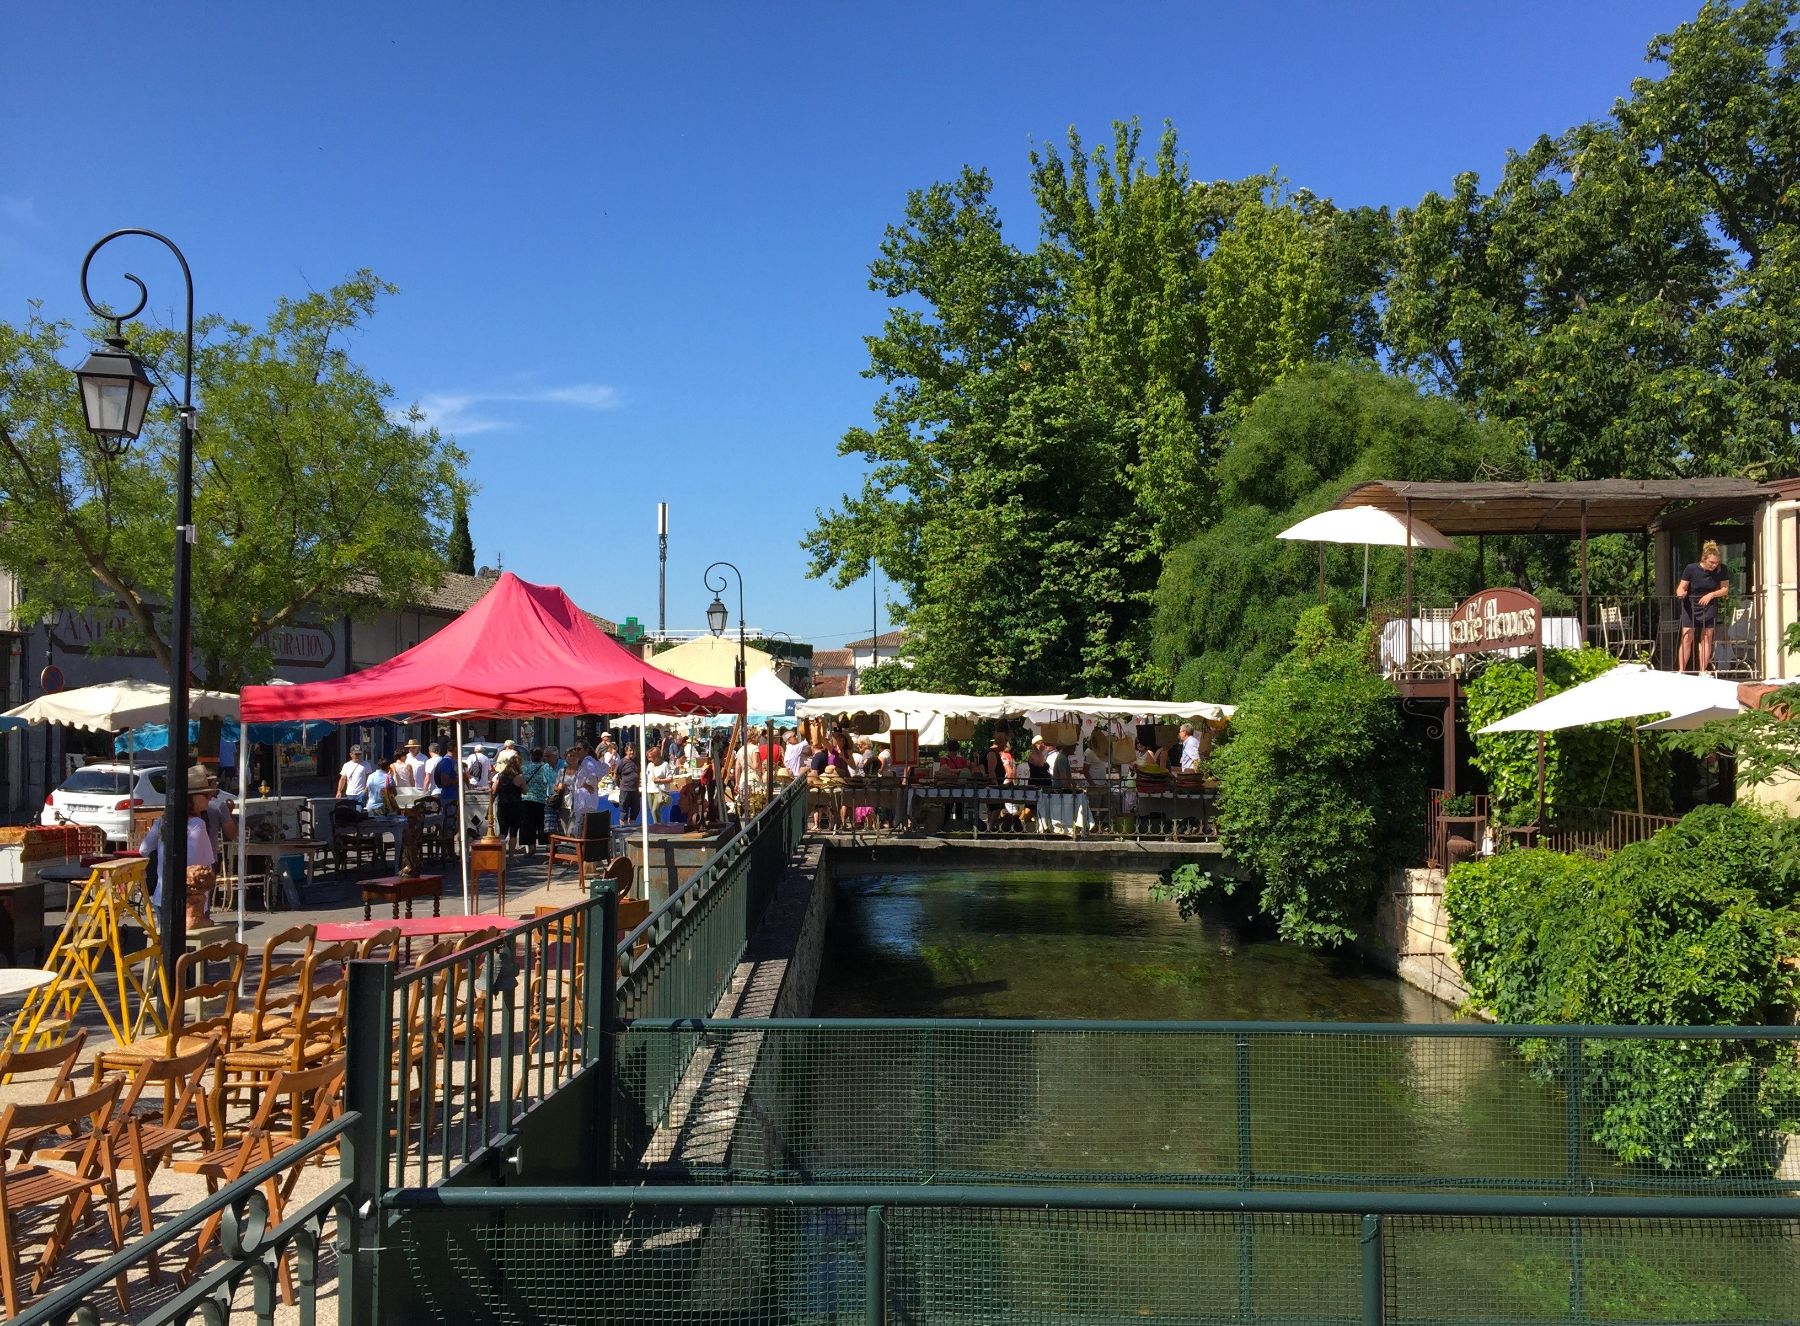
797 868 1794 1320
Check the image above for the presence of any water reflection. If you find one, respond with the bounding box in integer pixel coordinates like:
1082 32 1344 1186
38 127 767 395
815 869 1465 1024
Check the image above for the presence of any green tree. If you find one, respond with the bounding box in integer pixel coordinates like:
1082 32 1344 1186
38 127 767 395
806 123 1390 695
1384 0 1800 478
1209 606 1423 948
1151 364 1527 701
448 494 476 575
0 273 471 687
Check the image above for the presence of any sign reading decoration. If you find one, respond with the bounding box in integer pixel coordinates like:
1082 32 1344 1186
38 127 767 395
1447 587 1543 655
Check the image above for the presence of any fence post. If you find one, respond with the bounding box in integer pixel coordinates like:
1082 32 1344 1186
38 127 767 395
341 958 394 1326
1360 1214 1384 1326
864 1205 886 1326
586 880 620 1185
1564 1034 1586 1319
1236 1033 1254 1314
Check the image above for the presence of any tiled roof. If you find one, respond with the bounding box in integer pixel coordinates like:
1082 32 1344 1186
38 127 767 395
810 674 851 698
845 630 906 650
812 648 854 670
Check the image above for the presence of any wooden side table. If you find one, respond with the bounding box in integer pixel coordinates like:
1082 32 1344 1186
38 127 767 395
360 874 444 920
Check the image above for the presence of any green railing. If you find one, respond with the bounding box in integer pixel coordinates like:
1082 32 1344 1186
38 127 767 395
378 1183 1800 1325
616 1019 1800 1197
344 778 808 1195
13 1115 354 1326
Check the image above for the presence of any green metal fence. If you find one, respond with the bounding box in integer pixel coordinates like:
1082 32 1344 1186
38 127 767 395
379 1184 1800 1324
616 1019 1800 1197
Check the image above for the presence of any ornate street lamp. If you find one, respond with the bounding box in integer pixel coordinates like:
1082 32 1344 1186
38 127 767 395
703 562 748 815
74 229 197 1003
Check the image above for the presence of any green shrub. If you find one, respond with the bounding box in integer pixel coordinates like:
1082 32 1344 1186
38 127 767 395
1446 805 1800 1177
1212 606 1422 948
1464 648 1672 817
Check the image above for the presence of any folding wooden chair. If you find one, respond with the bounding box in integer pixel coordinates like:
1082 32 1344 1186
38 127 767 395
177 1058 344 1306
214 943 353 1132
0 1078 130 1317
229 924 316 1047
358 925 404 964
0 1030 88 1162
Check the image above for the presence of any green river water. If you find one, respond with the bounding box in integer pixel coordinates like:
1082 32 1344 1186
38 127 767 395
792 869 1797 1321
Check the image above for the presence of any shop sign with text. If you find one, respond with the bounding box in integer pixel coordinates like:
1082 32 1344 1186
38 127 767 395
1448 588 1542 654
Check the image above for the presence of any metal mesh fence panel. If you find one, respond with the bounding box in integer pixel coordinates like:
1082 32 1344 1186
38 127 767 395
381 1201 1800 1325
616 1023 1800 1196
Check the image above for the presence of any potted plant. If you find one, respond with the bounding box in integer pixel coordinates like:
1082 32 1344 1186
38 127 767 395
1492 802 1539 850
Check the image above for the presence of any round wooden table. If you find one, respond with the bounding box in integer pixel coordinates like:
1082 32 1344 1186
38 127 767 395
0 967 56 999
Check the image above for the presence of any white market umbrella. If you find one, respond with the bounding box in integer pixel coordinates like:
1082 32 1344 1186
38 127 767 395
1476 664 1741 813
1278 505 1457 608
2 678 240 733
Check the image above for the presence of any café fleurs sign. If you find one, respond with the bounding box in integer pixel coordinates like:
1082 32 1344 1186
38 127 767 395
1447 587 1543 655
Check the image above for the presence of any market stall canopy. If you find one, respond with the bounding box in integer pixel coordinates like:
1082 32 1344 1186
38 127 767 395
0 679 239 733
1052 697 1235 722
648 634 775 688
114 718 335 753
1475 665 1741 734
240 572 744 722
1276 505 1457 550
795 690 1066 721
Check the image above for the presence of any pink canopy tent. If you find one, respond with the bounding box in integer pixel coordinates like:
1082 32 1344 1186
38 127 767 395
241 572 743 907
240 571 742 722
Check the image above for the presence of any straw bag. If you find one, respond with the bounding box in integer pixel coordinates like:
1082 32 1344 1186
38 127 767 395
944 716 976 742
850 712 884 736
1038 720 1078 747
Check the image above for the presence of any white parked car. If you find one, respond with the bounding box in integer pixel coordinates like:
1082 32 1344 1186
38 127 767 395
41 763 169 846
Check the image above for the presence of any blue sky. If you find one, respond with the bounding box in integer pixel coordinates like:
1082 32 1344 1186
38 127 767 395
2 1 1702 646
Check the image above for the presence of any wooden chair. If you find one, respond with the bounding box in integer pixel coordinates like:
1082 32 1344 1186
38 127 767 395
0 1078 130 1317
230 924 316 1047
177 1058 344 1306
358 925 403 963
330 803 383 872
547 809 611 883
214 942 354 1131
468 838 507 914
601 853 635 902
0 1031 88 1161
94 940 246 1077
59 1036 218 1283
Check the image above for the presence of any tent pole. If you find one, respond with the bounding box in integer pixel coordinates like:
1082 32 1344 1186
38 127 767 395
1631 718 1645 817
455 718 471 914
234 732 247 949
1362 544 1370 612
638 723 650 903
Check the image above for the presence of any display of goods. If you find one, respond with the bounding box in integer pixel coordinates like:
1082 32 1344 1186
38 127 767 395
1135 773 1170 794
944 716 976 742
1037 720 1078 747
1152 724 1180 749
850 712 885 736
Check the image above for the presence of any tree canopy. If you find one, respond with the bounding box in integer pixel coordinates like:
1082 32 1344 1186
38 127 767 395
0 272 471 687
808 0 1800 695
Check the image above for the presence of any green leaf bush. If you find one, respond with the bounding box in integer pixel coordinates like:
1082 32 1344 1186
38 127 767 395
1464 648 1672 818
1212 606 1422 948
1446 805 1800 1177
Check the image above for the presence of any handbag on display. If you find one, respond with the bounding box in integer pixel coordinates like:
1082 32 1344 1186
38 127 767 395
944 716 976 742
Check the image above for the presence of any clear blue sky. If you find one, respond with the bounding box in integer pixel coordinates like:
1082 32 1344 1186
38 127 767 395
2 1 1702 646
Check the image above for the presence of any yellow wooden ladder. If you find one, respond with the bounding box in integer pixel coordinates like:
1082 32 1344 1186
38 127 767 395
6 858 168 1054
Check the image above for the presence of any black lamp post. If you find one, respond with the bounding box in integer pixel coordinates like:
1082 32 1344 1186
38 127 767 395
74 230 197 1006
704 561 748 812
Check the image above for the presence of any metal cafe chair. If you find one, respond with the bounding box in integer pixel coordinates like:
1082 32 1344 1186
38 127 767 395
1597 601 1655 660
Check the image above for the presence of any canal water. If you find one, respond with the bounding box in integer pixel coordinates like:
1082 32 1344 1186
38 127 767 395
813 867 1452 1022
794 869 1793 1319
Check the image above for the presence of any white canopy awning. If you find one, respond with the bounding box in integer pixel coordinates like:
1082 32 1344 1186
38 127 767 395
1048 696 1235 722
1277 505 1457 550
0 679 242 734
796 690 1064 721
1476 664 1741 734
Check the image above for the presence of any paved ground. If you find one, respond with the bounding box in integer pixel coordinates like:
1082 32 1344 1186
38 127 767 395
2 847 596 1325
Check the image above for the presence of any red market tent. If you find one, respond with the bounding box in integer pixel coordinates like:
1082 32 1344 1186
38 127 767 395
240 572 744 723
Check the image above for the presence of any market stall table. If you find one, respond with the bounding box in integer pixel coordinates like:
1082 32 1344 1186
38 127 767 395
0 967 56 1000
316 913 523 963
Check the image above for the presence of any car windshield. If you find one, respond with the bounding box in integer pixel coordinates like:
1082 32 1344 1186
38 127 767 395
60 769 131 794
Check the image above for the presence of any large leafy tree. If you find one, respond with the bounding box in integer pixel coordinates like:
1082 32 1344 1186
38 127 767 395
0 272 471 687
1151 364 1527 701
805 122 1388 695
1385 0 1800 478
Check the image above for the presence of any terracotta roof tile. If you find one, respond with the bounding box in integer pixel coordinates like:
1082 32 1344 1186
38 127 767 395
810 674 851 698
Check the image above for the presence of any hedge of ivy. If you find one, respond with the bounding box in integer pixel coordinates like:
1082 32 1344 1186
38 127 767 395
1445 805 1800 1178
1206 606 1422 948
1464 648 1673 818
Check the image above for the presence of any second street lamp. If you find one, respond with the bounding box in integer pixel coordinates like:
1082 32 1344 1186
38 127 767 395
74 229 198 1006
703 561 748 816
